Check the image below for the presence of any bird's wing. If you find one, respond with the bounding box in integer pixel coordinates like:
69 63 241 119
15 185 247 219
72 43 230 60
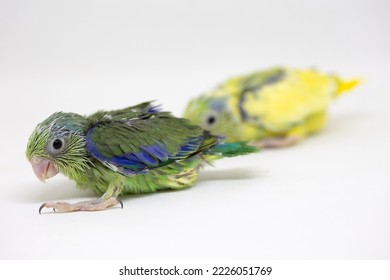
241 69 335 131
85 114 217 175
87 101 162 123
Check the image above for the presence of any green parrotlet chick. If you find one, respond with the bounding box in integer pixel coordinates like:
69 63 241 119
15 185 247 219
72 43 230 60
26 102 257 213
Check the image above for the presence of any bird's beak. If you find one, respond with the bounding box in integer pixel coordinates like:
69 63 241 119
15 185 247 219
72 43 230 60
30 157 59 182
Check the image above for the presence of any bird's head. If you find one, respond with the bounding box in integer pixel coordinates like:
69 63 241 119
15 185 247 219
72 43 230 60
26 112 91 182
183 95 242 140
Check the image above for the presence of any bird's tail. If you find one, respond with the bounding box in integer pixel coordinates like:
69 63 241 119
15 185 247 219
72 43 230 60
204 141 259 160
334 76 361 98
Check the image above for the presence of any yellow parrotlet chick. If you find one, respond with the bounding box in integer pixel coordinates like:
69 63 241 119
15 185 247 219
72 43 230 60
183 67 360 148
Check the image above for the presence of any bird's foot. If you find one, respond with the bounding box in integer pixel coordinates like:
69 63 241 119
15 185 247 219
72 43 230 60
249 136 302 149
39 197 123 213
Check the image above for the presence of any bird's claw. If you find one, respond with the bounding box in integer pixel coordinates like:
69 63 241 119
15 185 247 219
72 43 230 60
39 202 70 214
117 199 124 209
38 197 123 214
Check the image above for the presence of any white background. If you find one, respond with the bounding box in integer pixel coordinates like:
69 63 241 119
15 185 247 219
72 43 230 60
0 0 389 259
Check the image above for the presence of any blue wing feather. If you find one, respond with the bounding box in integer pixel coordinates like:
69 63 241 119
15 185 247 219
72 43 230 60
86 127 204 175
141 144 169 161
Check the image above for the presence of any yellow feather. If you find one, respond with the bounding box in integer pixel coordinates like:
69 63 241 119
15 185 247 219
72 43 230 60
241 69 357 133
334 77 361 97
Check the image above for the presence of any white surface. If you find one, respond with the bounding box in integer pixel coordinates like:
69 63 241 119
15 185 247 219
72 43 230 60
0 0 389 259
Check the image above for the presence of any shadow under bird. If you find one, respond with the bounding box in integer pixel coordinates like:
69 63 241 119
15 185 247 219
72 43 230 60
183 67 360 148
26 102 257 213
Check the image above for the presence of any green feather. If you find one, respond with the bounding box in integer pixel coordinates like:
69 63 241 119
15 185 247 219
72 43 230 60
206 142 258 157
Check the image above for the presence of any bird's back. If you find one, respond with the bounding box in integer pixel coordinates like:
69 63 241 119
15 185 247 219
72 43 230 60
226 68 358 133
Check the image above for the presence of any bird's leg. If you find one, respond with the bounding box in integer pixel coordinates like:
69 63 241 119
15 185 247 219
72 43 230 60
249 135 302 149
39 183 124 213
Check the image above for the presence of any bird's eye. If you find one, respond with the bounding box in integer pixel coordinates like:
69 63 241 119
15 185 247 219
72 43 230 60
47 137 66 155
207 115 216 125
204 113 218 129
52 139 63 150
